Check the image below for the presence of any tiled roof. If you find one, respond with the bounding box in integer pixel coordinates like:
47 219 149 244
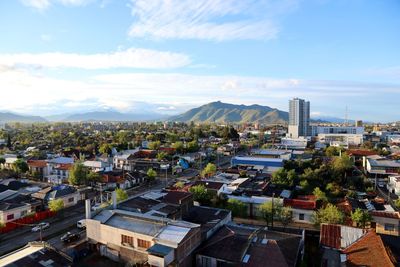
162 190 192 205
284 195 316 210
193 180 225 191
343 231 395 267
27 160 47 168
371 211 400 219
347 150 378 156
320 224 367 250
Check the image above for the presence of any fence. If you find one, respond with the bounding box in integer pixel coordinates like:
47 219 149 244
0 210 55 234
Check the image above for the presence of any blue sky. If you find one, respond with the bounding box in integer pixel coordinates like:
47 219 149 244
0 0 399 122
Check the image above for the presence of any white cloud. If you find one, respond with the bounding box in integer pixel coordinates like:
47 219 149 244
21 0 99 10
21 0 50 10
0 48 191 69
128 0 297 41
1 67 399 121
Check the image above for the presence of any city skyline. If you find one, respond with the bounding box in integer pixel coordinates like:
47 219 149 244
0 0 399 121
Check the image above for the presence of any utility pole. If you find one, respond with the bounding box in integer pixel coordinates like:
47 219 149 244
39 225 43 241
271 193 275 229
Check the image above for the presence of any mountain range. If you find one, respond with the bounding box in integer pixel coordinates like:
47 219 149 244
0 102 351 124
169 101 288 124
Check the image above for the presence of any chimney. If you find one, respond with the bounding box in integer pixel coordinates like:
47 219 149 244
85 199 91 219
112 190 117 209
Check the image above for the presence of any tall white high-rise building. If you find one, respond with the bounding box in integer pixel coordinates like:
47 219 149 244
288 98 310 138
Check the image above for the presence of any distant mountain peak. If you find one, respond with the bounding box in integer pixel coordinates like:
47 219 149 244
169 101 288 124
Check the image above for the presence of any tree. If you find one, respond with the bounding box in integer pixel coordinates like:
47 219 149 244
201 163 217 178
325 146 341 157
279 206 293 230
87 171 102 184
332 154 353 173
172 141 184 154
186 140 199 152
313 204 344 226
148 141 161 150
394 199 400 209
156 152 167 161
116 188 128 203
189 184 211 205
258 200 282 227
351 208 372 228
226 198 247 217
147 168 157 183
68 162 87 185
272 168 296 187
99 143 112 155
0 157 5 167
48 198 64 213
13 159 29 174
174 181 185 189
313 187 328 203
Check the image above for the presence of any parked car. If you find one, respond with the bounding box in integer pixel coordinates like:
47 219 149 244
91 203 102 211
77 219 86 229
60 232 80 243
31 222 50 232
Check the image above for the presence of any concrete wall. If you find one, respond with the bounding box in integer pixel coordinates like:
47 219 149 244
373 216 400 236
291 208 314 224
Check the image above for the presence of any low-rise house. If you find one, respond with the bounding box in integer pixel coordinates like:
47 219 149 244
191 181 226 196
3 154 18 169
365 155 400 176
320 223 395 267
196 224 304 267
47 163 72 184
32 185 80 208
231 156 284 174
284 195 317 224
83 160 112 172
86 209 202 266
0 201 32 224
371 211 400 236
27 160 48 177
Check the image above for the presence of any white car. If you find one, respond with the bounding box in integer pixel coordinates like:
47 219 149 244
32 222 50 232
77 219 86 229
91 203 102 211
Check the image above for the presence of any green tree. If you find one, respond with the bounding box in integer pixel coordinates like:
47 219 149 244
201 163 217 178
87 171 102 183
272 168 296 187
68 162 88 185
313 204 344 226
325 146 341 157
116 188 128 203
226 198 247 217
48 198 64 213
174 181 185 189
332 154 353 173
156 152 167 161
351 208 372 228
189 184 211 205
186 140 199 152
148 141 161 150
147 168 157 183
0 157 5 167
172 141 184 154
258 200 282 227
13 159 29 174
313 187 328 203
99 143 112 155
394 199 400 209
279 206 293 230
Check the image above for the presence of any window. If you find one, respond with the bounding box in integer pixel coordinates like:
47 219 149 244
201 256 212 267
121 235 134 247
384 224 395 231
21 210 27 217
68 197 74 203
7 214 14 220
299 213 305 220
137 238 151 249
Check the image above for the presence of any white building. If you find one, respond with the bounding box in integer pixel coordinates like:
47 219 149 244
288 98 310 138
317 133 364 147
280 137 308 150
387 175 400 196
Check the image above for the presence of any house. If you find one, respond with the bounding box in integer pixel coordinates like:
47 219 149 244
83 160 112 172
2 154 18 169
46 157 74 184
387 175 400 196
32 185 80 208
365 155 400 176
231 156 284 174
196 224 304 267
371 211 400 236
86 209 202 266
183 206 231 241
320 223 395 267
0 241 72 266
0 201 32 224
283 195 317 224
27 160 48 179
192 181 226 196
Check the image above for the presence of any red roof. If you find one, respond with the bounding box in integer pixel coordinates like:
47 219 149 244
27 160 47 168
55 163 72 171
371 211 400 219
343 231 395 267
284 195 316 210
320 224 341 249
347 149 377 157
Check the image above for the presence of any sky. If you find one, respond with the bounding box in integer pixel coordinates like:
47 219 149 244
0 0 399 122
